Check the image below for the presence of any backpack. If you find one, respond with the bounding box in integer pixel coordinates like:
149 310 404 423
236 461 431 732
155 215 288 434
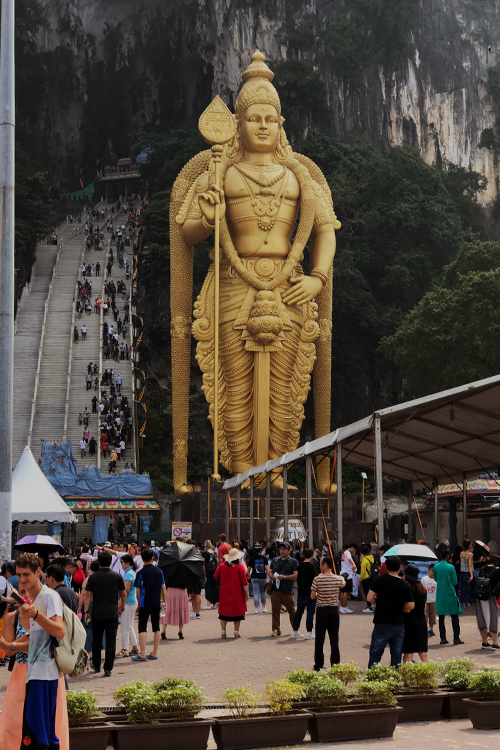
207 550 218 573
37 594 88 677
73 567 85 585
55 603 88 676
476 566 497 601
368 556 379 581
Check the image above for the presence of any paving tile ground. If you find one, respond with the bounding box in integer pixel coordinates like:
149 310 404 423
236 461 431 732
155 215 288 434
1 602 498 747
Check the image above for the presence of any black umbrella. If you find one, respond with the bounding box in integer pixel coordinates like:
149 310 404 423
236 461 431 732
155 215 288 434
159 542 204 588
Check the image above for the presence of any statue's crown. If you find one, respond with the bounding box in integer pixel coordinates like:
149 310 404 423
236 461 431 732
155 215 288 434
236 51 281 120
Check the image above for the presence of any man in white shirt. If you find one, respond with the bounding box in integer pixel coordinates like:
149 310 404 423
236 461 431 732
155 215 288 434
339 544 357 614
16 552 67 749
79 439 87 458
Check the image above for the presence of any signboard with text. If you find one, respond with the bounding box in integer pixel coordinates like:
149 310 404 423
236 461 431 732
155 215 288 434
171 522 192 540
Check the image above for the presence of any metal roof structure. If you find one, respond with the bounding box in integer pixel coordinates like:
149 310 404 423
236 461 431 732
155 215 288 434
223 374 500 547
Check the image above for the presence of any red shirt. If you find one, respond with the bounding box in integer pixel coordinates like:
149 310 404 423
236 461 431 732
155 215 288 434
214 563 247 618
218 542 231 562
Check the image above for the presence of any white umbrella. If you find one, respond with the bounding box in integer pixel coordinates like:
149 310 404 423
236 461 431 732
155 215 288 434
384 543 437 561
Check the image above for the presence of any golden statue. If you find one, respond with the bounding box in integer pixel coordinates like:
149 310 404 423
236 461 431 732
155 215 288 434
170 52 340 497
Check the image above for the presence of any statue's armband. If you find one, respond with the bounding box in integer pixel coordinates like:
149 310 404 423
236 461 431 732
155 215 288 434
311 181 341 234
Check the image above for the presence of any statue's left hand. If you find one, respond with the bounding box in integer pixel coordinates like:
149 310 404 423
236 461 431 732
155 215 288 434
282 275 323 306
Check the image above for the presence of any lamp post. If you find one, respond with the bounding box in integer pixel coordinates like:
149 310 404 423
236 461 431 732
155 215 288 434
0 0 15 561
361 472 368 522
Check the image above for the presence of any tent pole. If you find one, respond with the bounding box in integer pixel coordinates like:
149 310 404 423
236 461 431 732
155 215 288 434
307 459 313 549
336 442 343 552
407 488 412 541
434 480 439 545
283 464 288 545
463 472 468 539
237 484 241 542
249 476 254 548
225 492 230 540
375 416 384 545
266 471 271 541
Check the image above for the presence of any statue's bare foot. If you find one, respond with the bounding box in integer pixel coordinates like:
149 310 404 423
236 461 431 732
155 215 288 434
271 475 297 490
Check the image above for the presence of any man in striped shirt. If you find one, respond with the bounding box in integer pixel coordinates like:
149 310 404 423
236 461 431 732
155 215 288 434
310 557 345 670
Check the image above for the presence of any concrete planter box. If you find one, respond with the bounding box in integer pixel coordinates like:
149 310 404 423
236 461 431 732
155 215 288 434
212 711 312 750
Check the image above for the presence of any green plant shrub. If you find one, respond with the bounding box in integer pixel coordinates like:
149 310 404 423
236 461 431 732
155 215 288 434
285 668 320 686
468 668 500 701
307 677 349 712
399 662 439 692
66 691 99 726
328 662 361 685
362 664 401 693
439 657 475 679
354 682 398 706
154 677 196 691
162 685 205 720
264 679 305 715
443 668 472 692
218 687 260 718
114 681 164 724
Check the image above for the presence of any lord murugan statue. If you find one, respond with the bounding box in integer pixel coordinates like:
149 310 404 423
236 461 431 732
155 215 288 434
170 52 340 497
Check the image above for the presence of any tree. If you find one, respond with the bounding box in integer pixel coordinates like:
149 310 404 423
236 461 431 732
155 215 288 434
381 242 500 395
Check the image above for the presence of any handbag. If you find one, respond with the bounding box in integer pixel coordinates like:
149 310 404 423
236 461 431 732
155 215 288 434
265 581 274 596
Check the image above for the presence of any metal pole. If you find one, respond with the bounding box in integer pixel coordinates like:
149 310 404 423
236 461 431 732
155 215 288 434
225 491 229 540
237 484 241 543
362 477 365 523
307 459 313 549
407 489 412 541
434 480 439 545
283 464 288 544
266 471 271 541
463 472 468 539
0 0 15 561
337 442 343 552
374 417 384 545
249 476 254 547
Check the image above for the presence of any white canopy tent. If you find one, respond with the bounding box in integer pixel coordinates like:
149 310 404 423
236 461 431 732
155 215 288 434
12 446 77 523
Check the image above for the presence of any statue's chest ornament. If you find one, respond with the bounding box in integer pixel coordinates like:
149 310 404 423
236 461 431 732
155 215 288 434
233 164 289 231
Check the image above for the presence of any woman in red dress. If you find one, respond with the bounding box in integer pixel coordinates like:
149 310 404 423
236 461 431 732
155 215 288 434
214 548 249 639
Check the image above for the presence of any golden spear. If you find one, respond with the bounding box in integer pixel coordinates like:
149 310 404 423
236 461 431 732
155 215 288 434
198 96 236 481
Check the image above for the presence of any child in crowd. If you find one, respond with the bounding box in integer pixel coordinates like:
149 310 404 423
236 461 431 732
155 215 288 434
421 564 437 636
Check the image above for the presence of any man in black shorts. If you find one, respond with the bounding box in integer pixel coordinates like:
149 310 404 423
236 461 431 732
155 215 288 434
132 548 167 661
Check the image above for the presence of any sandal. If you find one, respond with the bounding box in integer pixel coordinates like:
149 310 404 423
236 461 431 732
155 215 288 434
129 646 139 656
234 632 241 639
115 649 128 658
221 631 227 638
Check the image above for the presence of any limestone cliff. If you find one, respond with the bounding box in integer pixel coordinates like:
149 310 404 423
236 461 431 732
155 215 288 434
35 0 499 201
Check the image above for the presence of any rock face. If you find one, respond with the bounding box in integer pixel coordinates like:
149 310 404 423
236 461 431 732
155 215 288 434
37 0 499 199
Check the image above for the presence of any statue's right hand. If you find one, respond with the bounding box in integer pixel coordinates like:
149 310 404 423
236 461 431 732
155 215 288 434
198 185 226 226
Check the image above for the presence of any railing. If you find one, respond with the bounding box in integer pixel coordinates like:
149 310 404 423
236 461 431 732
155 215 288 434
27 244 63 447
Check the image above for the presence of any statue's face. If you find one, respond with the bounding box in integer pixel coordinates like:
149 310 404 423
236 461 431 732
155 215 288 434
239 103 280 154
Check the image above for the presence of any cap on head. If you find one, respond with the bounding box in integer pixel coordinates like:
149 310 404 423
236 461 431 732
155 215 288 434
279 541 291 550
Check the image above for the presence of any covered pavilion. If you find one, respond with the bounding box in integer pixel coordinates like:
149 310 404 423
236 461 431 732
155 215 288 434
223 374 500 548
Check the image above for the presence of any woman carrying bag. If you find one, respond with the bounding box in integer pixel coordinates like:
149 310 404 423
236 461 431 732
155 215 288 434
214 548 249 639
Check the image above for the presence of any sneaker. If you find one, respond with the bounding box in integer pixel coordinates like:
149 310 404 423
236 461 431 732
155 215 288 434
190 612 197 618
362 608 372 614
272 630 281 637
255 609 260 615
291 631 304 638
428 629 435 636
201 606 212 610
305 632 315 639
261 608 268 613
195 614 201 619
344 608 353 614
482 642 494 649
104 670 112 677
453 639 464 645
491 644 500 651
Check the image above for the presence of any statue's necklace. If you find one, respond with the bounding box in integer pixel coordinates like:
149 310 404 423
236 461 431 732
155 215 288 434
234 166 289 231
234 163 285 188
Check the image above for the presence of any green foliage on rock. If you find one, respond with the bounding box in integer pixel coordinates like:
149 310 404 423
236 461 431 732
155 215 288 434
382 241 500 395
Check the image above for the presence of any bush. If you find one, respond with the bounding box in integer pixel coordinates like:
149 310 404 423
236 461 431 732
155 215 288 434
362 664 401 693
218 687 260 718
154 677 196 692
468 668 500 701
439 657 475 678
66 690 99 726
307 677 349 712
285 668 321 686
354 682 398 706
264 679 305 716
162 685 205 720
399 662 439 692
444 668 472 692
328 662 361 685
113 682 163 724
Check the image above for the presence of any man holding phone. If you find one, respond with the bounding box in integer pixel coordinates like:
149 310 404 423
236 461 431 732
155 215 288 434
15 552 68 750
